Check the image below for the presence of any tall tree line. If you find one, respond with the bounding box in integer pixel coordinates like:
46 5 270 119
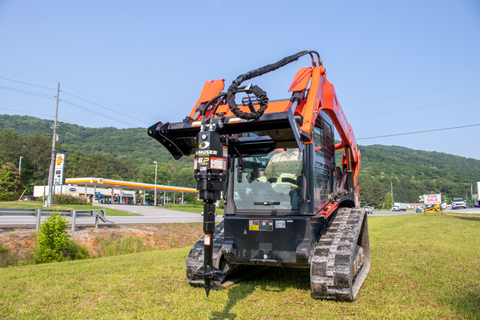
1 115 479 203
0 129 195 196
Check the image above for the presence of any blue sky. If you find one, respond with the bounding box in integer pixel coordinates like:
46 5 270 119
0 0 479 160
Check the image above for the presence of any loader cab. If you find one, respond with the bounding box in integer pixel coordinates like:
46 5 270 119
232 147 304 211
227 111 335 215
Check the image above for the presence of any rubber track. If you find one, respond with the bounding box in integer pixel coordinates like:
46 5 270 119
310 207 370 301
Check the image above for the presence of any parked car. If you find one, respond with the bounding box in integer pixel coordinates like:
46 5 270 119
363 206 373 214
452 198 467 209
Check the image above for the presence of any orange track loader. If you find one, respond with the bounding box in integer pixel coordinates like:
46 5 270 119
148 51 370 301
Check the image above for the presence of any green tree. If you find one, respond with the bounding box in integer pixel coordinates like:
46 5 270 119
384 192 393 209
174 168 195 188
0 163 23 201
64 151 84 178
141 164 172 186
23 134 52 184
0 129 24 166
361 180 386 208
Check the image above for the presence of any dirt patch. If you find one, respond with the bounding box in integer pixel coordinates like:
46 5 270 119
0 223 203 258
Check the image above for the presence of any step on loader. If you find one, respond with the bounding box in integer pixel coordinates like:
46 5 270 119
148 51 370 301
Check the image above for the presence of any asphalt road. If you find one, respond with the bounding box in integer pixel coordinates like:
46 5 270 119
367 210 418 217
442 206 480 214
0 204 207 227
368 206 480 216
94 204 192 217
1 204 478 228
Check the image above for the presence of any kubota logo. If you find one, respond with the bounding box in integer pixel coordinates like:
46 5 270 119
199 142 210 149
56 155 63 165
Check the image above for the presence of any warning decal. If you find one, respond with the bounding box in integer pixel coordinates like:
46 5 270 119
249 220 273 231
204 234 211 246
210 157 226 170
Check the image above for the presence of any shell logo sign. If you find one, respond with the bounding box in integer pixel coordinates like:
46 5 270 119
54 153 65 185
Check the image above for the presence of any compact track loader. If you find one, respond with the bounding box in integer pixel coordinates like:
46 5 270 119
148 51 370 301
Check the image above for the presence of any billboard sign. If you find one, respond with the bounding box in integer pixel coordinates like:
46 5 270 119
54 153 65 185
424 194 441 205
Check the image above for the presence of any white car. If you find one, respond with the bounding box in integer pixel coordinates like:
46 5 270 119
363 206 373 214
452 198 467 209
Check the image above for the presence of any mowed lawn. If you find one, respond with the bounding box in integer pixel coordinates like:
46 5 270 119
0 201 136 216
0 213 479 319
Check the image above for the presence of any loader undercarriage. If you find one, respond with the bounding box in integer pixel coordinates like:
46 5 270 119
186 208 370 302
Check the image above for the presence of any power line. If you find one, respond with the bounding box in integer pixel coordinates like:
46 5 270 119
0 108 58 119
62 91 151 125
0 84 141 127
0 85 56 100
0 77 144 127
1 67 159 120
0 76 57 91
349 97 480 119
0 66 58 84
344 81 480 106
357 124 480 140
61 84 160 120
62 99 138 127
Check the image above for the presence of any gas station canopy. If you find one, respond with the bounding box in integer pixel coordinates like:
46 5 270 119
65 177 197 194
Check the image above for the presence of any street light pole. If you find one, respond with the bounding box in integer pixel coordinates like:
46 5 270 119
153 161 158 207
18 156 23 174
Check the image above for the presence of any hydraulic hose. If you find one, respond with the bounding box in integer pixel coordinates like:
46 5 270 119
226 50 321 120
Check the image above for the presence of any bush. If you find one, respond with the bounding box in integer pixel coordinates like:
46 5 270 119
52 194 87 205
34 212 89 263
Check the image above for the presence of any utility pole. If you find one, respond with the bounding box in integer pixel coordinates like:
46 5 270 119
46 83 60 207
391 181 393 208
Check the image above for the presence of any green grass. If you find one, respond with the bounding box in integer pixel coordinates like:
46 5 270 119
0 213 479 319
0 201 136 216
162 203 224 215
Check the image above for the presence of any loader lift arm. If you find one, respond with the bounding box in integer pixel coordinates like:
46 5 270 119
148 51 360 191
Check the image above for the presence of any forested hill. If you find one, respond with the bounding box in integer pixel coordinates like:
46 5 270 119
1 114 479 205
356 145 480 206
359 145 480 180
0 114 191 169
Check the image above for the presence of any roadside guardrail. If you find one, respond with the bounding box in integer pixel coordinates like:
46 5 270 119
0 208 117 231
